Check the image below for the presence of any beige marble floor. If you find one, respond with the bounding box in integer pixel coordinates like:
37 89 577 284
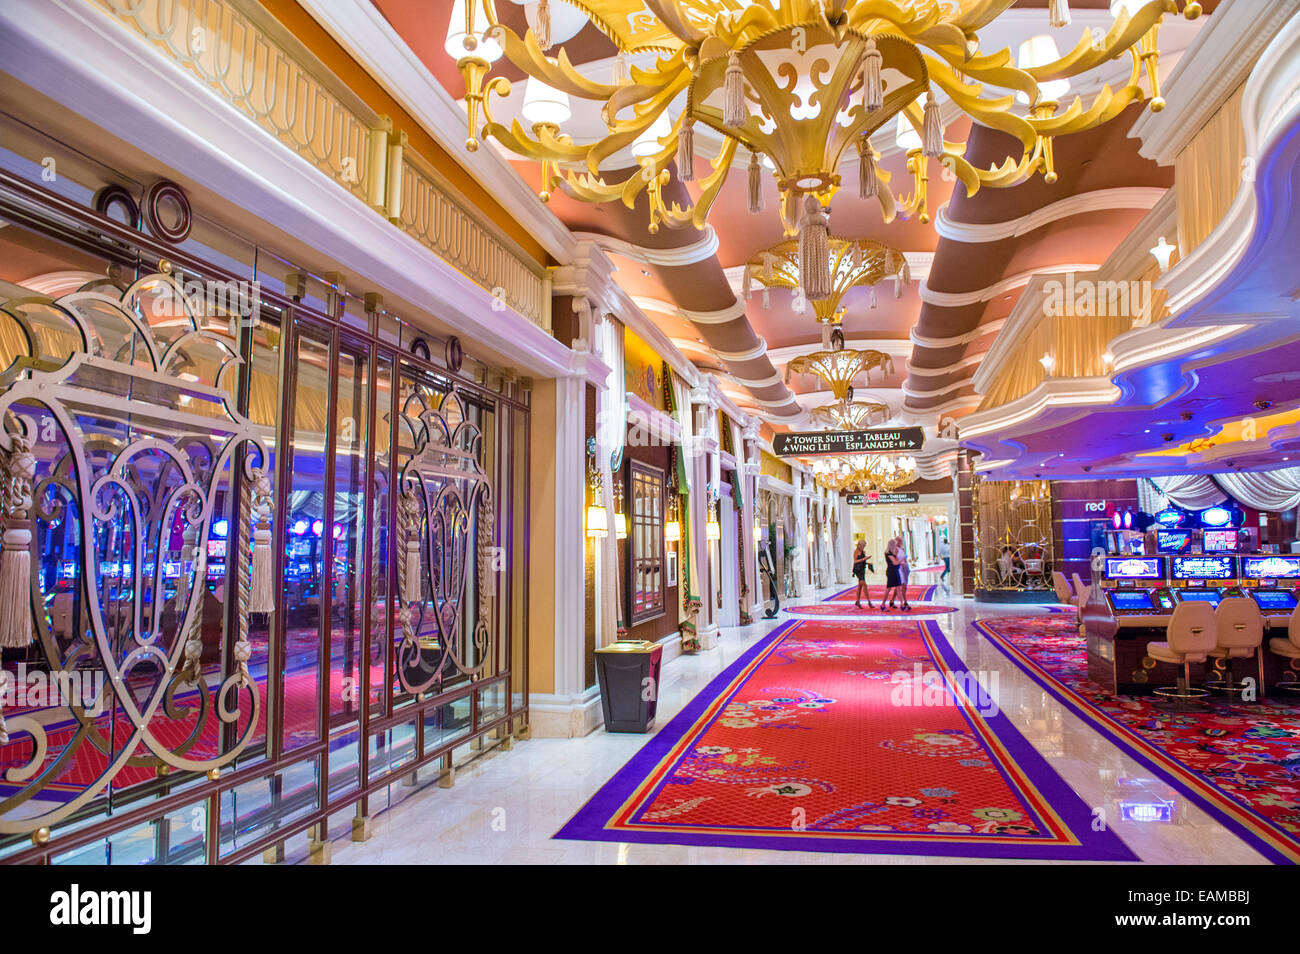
324 574 1272 865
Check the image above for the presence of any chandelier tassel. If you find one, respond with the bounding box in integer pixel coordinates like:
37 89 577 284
762 286 770 309
821 323 831 350
747 151 764 213
724 52 746 128
859 138 878 199
742 263 752 301
536 0 553 51
612 50 629 86
0 432 34 649
894 274 904 299
922 90 944 158
678 121 694 182
1049 0 1071 28
798 196 831 301
862 37 883 112
901 258 911 284
870 285 878 309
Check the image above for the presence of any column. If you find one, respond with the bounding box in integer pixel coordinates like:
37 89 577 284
689 388 719 649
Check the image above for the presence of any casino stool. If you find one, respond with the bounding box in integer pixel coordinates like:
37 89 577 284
1072 573 1091 607
1144 601 1217 704
1052 571 1075 607
1206 598 1264 696
1268 604 1300 693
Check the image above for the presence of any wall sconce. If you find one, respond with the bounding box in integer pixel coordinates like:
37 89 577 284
1039 353 1056 373
706 502 721 542
613 474 627 540
753 523 762 543
1150 236 1176 272
664 493 681 543
586 502 608 538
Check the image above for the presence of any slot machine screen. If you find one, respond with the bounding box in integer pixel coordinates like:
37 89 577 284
1156 530 1193 554
1108 590 1156 612
1104 557 1163 580
1251 590 1298 612
207 540 227 560
1171 555 1236 580
1203 529 1238 553
1177 589 1222 606
1241 555 1300 580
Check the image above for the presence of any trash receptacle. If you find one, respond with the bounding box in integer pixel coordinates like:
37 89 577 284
595 640 663 733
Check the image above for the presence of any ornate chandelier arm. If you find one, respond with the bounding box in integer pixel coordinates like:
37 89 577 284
489 25 625 99
1030 82 1145 137
589 72 693 174
927 50 1039 105
660 135 738 231
605 52 691 120
945 0 1021 33
642 0 709 47
844 0 942 35
921 65 1036 152
1021 2 1175 83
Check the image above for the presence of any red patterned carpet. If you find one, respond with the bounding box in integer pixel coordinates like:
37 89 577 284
558 617 1133 859
786 603 957 616
828 584 939 602
977 614 1300 865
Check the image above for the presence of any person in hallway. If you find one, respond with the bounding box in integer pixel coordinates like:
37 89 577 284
851 538 874 609
939 536 951 582
884 536 903 611
897 537 913 611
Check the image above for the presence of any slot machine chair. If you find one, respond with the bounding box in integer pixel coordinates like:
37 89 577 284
1206 598 1264 695
1268 604 1300 692
1072 573 1091 607
1052 572 1074 606
1144 601 1217 704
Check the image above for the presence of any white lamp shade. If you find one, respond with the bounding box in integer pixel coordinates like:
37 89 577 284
522 76 571 126
894 110 922 151
614 512 627 539
1017 36 1069 103
586 504 608 537
630 112 672 159
521 0 588 45
445 0 503 62
664 519 681 542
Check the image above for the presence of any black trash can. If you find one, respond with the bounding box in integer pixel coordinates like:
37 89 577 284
595 640 663 733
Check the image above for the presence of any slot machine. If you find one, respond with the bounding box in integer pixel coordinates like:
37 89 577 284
1100 556 1170 623
1169 554 1238 605
1240 554 1300 621
1084 556 1172 693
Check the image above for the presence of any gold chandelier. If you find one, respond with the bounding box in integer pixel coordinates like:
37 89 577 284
450 0 1200 241
785 346 893 401
743 236 907 321
812 452 918 493
808 399 891 430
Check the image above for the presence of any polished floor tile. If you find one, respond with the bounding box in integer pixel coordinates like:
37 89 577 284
325 575 1270 865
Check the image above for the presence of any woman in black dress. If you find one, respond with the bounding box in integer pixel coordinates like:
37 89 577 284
852 539 873 609
884 538 903 610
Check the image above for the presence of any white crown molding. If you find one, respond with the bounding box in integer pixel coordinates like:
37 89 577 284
934 187 1166 243
910 317 1008 349
297 0 576 262
766 339 912 366
905 353 985 378
902 376 976 399
680 300 750 324
959 377 1123 441
1158 13 1300 321
0 0 589 382
729 371 784 389
1130 0 1300 166
711 339 769 362
919 263 1100 307
574 228 719 267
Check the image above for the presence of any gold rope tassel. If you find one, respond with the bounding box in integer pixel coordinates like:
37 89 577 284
821 323 831 350
923 90 944 158
742 263 752 301
870 285 878 309
723 52 746 128
0 433 34 649
536 0 552 51
677 121 694 181
747 151 764 213
611 51 629 86
859 138 878 199
862 37 883 112
248 468 275 614
1049 0 1071 28
798 196 831 301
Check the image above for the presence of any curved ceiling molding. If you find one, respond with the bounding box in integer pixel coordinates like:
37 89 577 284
729 371 785 388
680 300 751 324
573 227 720 267
919 263 1100 308
909 318 1008 350
905 353 986 377
934 188 1166 243
712 339 769 361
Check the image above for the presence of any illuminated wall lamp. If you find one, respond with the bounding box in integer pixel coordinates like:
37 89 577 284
664 518 681 543
706 515 721 541
1039 353 1056 373
586 503 608 538
615 511 628 540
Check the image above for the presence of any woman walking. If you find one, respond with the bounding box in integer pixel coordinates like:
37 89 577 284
851 538 874 609
897 537 913 611
883 537 901 610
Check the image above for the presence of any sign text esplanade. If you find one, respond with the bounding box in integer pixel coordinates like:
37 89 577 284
772 427 925 457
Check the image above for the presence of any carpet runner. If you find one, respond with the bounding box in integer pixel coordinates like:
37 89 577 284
976 614 1300 865
786 603 958 616
556 617 1134 860
828 584 939 602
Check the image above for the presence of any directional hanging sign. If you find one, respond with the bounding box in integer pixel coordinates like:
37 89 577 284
846 492 920 505
772 427 925 457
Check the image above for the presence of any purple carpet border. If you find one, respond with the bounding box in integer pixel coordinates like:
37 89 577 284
975 617 1295 866
553 618 1137 861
